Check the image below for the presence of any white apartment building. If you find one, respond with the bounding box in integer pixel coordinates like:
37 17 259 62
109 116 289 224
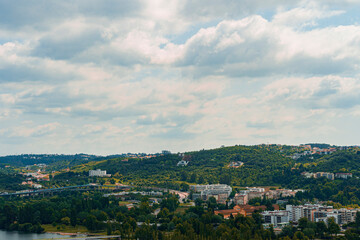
262 210 290 227
286 205 304 222
89 169 111 177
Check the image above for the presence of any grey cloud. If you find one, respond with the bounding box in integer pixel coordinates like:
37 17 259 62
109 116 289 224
135 112 202 127
305 79 360 109
32 30 105 60
246 121 274 129
86 48 148 66
0 0 142 30
0 66 48 83
329 94 360 109
265 77 360 111
69 107 144 121
151 128 196 140
0 62 79 83
180 0 296 21
283 55 357 76
313 79 340 97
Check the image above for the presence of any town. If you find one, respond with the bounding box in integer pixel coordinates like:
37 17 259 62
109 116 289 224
1 143 360 239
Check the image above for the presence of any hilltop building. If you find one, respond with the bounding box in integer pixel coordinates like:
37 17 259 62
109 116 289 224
89 169 111 177
177 160 189 166
335 173 353 179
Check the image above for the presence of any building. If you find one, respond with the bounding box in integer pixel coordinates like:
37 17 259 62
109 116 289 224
234 193 248 205
177 160 189 166
266 189 297 199
247 187 265 192
214 205 246 219
33 184 42 189
262 210 290 227
238 205 267 216
302 172 335 180
229 161 244 168
89 169 111 177
315 172 334 180
334 208 358 224
286 205 304 222
190 184 232 203
335 173 353 179
248 191 265 200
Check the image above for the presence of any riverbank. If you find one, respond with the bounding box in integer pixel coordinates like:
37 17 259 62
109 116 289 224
47 231 82 236
0 230 61 240
42 224 107 236
42 224 88 233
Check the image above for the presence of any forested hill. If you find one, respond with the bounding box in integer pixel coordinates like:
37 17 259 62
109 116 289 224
309 151 360 174
0 154 99 167
73 145 295 187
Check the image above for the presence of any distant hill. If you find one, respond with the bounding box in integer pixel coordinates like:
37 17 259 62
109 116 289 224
0 154 101 167
304 143 332 149
72 145 295 187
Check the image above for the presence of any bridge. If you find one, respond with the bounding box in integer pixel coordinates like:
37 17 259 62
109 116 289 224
40 235 121 240
0 184 133 198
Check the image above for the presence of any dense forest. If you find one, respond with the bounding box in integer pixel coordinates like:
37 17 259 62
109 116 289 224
0 154 99 167
0 173 26 191
1 191 357 239
75 145 295 188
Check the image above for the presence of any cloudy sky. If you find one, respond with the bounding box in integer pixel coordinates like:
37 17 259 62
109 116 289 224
1 0 360 155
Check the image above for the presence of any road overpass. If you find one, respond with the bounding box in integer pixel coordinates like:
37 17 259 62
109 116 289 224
0 184 133 198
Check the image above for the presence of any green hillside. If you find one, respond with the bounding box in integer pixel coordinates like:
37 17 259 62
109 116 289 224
73 145 295 188
310 151 360 174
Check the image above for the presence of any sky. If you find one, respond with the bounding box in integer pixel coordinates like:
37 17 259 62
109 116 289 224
1 0 360 155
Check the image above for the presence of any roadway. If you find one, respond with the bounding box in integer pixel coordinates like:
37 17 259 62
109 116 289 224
0 184 132 197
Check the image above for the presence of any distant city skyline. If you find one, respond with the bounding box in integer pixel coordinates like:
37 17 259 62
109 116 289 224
1 1 360 155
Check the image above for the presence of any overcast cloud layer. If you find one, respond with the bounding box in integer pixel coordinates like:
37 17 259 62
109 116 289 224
1 0 360 155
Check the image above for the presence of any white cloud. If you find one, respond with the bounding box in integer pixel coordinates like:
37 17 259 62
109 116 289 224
1 1 360 154
272 3 345 28
0 122 60 138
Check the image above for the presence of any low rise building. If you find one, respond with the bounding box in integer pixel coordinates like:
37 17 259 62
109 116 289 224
248 191 264 200
315 172 334 180
89 169 111 177
214 206 246 219
190 184 232 204
234 193 248 205
286 204 359 225
335 173 353 179
229 161 244 168
177 160 189 166
262 210 290 227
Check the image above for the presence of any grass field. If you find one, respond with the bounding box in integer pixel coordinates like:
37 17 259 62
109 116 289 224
175 206 189 214
42 224 89 234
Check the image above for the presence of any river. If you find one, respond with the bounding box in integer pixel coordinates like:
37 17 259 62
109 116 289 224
0 230 66 239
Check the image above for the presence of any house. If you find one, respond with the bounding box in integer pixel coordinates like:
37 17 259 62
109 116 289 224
229 161 244 168
214 206 246 219
234 193 248 205
315 172 334 180
335 173 353 179
238 205 267 216
177 160 189 166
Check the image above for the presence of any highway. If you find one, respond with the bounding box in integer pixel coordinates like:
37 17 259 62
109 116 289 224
0 184 132 197
40 235 121 240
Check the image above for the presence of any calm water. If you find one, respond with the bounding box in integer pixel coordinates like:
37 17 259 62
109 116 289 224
0 230 66 240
